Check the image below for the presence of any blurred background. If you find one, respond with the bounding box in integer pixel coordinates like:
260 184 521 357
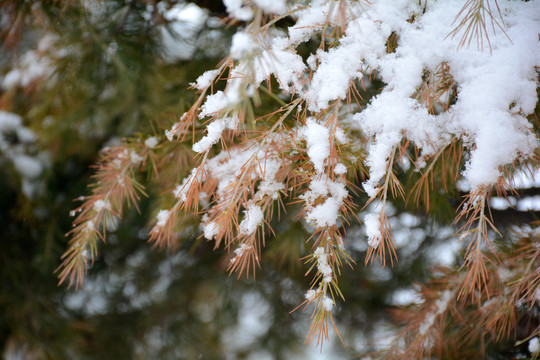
0 1 538 359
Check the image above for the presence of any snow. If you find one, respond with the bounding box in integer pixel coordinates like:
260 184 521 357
11 154 42 179
192 116 238 153
253 156 285 200
203 221 220 240
93 199 111 212
2 36 54 90
161 3 208 62
224 0 254 21
322 296 334 311
144 136 158 148
195 146 286 213
256 178 284 200
305 289 318 301
85 220 95 233
301 118 330 173
173 168 205 202
234 243 252 257
288 1 354 45
307 196 341 227
188 143 288 244
156 210 170 228
364 213 382 249
199 91 227 117
191 70 219 91
517 196 540 211
254 37 306 92
230 243 253 264
253 0 287 15
0 111 47 198
314 247 333 283
334 163 347 175
161 0 540 344
231 32 257 60
199 91 236 118
391 288 422 306
301 175 348 227
304 17 381 112
347 0 539 195
529 337 540 354
165 114 186 141
360 133 400 198
334 127 347 144
239 204 264 235
130 151 143 164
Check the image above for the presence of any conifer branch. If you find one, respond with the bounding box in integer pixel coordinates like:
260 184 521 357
57 143 151 288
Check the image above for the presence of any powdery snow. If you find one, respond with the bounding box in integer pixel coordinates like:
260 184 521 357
364 213 382 249
334 163 347 175
93 199 111 212
301 175 348 227
529 337 540 354
166 0 539 299
314 247 333 283
223 0 253 21
349 0 539 194
12 154 42 179
254 37 306 92
0 111 47 198
231 32 257 60
187 0 538 199
156 210 170 227
204 221 220 240
192 116 238 153
301 118 330 173
191 69 219 90
253 0 287 15
322 296 334 311
239 204 264 235
305 289 318 301
230 243 252 263
144 136 158 148
304 17 384 112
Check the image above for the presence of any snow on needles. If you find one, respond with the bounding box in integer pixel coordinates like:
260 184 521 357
301 118 330 174
156 210 170 228
253 0 287 15
225 0 287 19
364 213 382 249
349 0 539 194
217 0 538 197
301 175 348 227
191 70 219 91
231 32 257 60
192 116 238 153
167 0 538 298
239 204 264 236
223 0 253 21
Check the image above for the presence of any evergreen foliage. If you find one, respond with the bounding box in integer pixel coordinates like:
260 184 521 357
1 0 539 359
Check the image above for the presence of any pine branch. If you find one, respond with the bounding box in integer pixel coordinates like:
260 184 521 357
57 142 152 288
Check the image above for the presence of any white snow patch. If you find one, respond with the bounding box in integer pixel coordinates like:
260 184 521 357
301 118 330 173
239 204 264 235
364 213 382 249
